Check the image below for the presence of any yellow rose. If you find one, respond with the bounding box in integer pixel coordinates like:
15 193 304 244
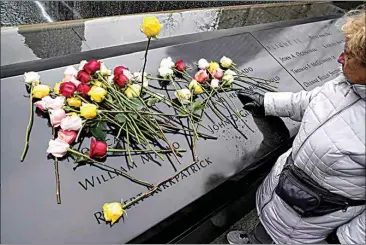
193 85 204 95
208 62 220 73
103 202 125 225
141 16 161 38
67 97 82 108
53 82 61 95
125 84 141 99
80 103 97 119
88 86 107 102
32 84 50 99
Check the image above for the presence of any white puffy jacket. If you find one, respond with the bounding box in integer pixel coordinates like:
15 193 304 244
256 74 366 244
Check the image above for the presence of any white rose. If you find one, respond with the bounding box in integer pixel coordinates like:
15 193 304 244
158 66 174 78
211 79 220 88
123 69 133 80
78 60 88 71
24 72 40 85
64 66 78 77
46 138 69 158
198 58 209 69
222 74 234 86
160 57 175 68
60 115 83 131
188 79 199 90
99 62 111 76
174 88 191 104
108 74 114 84
46 96 65 110
220 56 233 68
224 69 237 76
133 72 149 87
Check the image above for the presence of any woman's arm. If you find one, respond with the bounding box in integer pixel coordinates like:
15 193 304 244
337 210 365 244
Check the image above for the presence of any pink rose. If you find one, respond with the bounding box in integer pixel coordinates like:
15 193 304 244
34 96 65 111
212 68 224 79
46 138 69 157
57 130 77 144
194 70 209 84
49 109 66 127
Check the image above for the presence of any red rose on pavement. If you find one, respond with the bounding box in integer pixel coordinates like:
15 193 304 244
83 59 101 74
89 138 107 159
59 82 77 98
113 73 128 88
194 70 209 83
77 83 91 97
114 66 129 77
77 70 91 83
175 60 187 71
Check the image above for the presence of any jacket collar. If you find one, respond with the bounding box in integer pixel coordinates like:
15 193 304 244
338 72 366 100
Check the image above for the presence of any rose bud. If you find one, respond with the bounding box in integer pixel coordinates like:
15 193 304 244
113 66 129 77
89 138 107 159
194 70 209 83
175 59 187 71
103 202 125 225
59 82 77 98
83 59 101 74
77 70 91 83
212 68 224 79
113 73 128 88
57 130 77 144
77 83 91 97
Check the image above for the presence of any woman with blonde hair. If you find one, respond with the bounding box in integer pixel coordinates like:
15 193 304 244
228 5 366 244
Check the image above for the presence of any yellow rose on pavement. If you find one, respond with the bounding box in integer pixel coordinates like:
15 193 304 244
88 86 107 102
67 97 82 108
80 103 97 119
208 62 220 73
103 202 125 225
141 16 161 38
32 84 50 99
125 84 142 98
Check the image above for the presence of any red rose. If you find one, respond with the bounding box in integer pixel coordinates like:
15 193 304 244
77 70 91 83
194 70 209 83
77 83 91 97
114 66 129 77
59 82 77 98
175 60 187 71
89 138 107 159
113 73 128 88
83 59 101 74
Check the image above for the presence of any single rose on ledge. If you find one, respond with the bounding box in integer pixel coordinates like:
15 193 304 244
77 83 91 97
89 138 107 159
83 59 101 74
77 70 91 84
46 138 69 158
80 103 97 119
194 70 209 84
57 130 77 144
175 59 188 72
103 202 125 225
24 71 40 86
32 84 50 99
88 86 107 102
60 82 77 98
141 16 161 38
49 109 66 127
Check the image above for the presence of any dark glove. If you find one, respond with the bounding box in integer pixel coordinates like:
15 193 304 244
236 90 265 116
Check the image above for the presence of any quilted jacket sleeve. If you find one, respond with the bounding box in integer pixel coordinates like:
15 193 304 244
263 86 322 122
336 210 366 244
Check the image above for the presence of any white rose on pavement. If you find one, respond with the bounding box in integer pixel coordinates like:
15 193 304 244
211 79 220 88
60 115 83 131
220 56 233 68
46 138 70 158
174 88 191 104
198 58 209 70
222 74 234 86
160 57 175 68
133 72 149 87
24 71 40 85
224 69 237 76
158 66 174 78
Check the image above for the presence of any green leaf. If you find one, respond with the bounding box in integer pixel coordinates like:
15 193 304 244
115 113 128 124
129 98 144 111
91 122 107 141
147 97 159 107
191 101 205 113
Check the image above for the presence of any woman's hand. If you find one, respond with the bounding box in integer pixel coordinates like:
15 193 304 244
236 90 265 116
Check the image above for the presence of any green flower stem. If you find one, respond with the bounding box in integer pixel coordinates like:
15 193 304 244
51 126 61 204
63 106 79 113
68 148 154 188
125 129 134 163
20 86 34 162
140 37 151 95
76 95 90 104
107 148 186 153
99 110 178 117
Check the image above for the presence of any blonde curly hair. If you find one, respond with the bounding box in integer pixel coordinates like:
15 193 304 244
340 5 366 65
